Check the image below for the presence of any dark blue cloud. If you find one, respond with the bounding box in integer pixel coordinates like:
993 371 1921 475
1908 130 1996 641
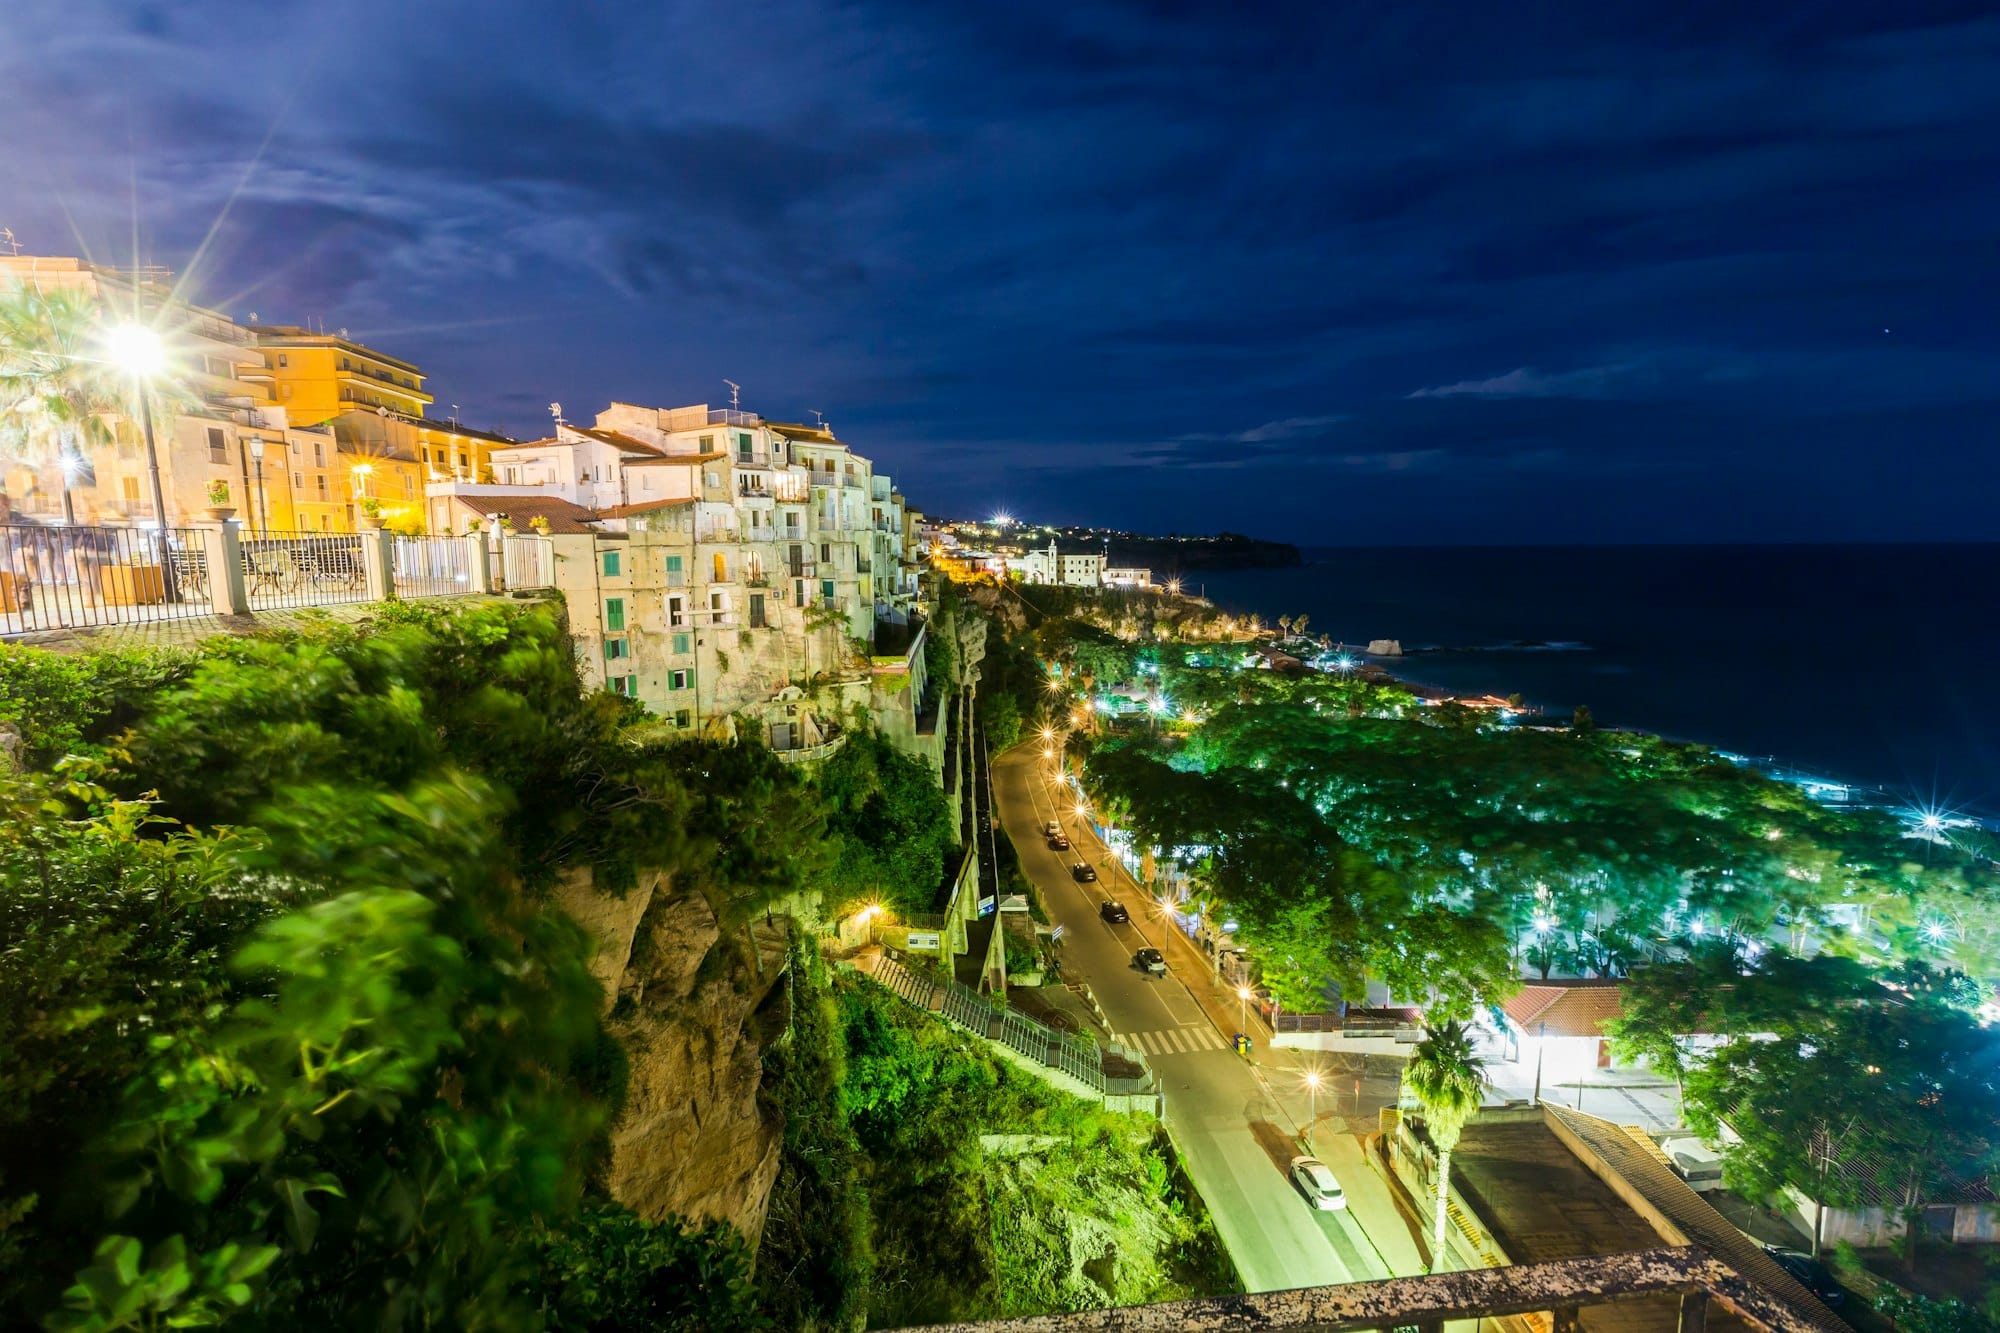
1 0 1995 540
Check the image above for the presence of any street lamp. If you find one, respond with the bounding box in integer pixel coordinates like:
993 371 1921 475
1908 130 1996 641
1304 1072 1321 1152
248 437 268 537
1237 985 1252 1032
104 322 175 600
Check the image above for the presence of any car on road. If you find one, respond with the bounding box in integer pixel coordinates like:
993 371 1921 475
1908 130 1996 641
1099 899 1128 923
1070 862 1097 882
1657 1136 1724 1192
1133 947 1167 974
1763 1246 1844 1307
1047 832 1071 850
1043 819 1061 837
1289 1156 1347 1210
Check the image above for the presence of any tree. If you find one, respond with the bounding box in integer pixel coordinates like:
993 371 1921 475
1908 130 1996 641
0 283 123 522
1402 1020 1486 1270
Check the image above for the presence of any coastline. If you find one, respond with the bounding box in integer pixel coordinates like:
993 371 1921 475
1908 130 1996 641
1188 545 2000 826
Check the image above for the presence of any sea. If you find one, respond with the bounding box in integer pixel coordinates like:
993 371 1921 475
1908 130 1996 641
1192 545 2000 820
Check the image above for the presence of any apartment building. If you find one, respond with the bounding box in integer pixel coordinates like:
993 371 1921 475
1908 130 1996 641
0 255 337 532
524 401 926 757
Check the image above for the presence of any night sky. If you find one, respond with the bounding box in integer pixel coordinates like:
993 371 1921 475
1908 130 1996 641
4 2 1997 544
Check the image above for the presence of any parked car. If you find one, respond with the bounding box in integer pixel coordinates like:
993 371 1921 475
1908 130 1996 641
1071 862 1098 882
1047 832 1071 850
1043 819 1061 837
1657 1136 1724 1193
1099 899 1129 923
1763 1247 1844 1307
1134 947 1167 975
1289 1156 1347 1210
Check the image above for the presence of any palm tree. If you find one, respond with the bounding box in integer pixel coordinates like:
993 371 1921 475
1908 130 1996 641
0 284 122 523
1403 1019 1487 1271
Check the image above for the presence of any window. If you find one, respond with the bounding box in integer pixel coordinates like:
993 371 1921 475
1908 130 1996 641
605 598 625 631
458 452 469 470
671 632 691 655
704 470 719 488
610 674 637 697
664 554 683 585
277 353 289 367
320 515 331 532
207 427 227 461
794 579 806 606
709 591 726 615
674 709 691 728
122 476 140 503
736 433 752 460
293 472 302 489
821 579 835 603
666 595 685 627
314 440 324 466
602 550 621 577
820 542 830 562
712 552 726 581
748 594 766 629
605 637 629 660
316 476 329 500
698 435 713 451
669 670 690 691
280 384 293 400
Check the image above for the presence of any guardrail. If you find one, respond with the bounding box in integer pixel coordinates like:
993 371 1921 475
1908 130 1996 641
499 534 553 590
0 522 213 632
392 535 476 598
241 532 368 610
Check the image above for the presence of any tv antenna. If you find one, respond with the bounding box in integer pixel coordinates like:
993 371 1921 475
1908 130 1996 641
549 402 565 431
0 228 19 255
247 311 258 323
809 409 826 429
450 404 460 426
723 379 740 412
338 327 349 339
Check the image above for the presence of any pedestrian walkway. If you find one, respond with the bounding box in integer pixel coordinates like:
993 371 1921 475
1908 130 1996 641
1115 1025 1231 1056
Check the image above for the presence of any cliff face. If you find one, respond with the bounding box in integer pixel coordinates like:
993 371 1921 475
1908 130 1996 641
554 868 792 1246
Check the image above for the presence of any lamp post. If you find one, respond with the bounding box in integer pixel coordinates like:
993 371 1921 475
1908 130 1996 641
1237 985 1252 1033
248 437 268 537
105 323 175 600
1304 1072 1321 1153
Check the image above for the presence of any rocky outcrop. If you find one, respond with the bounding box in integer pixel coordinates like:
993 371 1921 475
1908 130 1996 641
1366 638 1404 656
556 867 791 1246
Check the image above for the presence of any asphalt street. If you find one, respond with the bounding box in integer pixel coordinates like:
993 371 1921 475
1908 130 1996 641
991 741 1419 1292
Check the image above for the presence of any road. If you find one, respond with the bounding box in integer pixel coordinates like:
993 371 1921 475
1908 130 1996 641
991 741 1421 1292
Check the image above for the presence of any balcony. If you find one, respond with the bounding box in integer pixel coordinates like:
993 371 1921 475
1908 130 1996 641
746 574 771 588
774 734 847 764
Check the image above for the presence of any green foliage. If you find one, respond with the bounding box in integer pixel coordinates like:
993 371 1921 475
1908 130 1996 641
0 643 189 767
817 730 958 916
982 690 1023 752
833 976 1234 1325
755 935 870 1332
1615 949 2000 1233
534 1206 767 1332
1873 1289 1997 1333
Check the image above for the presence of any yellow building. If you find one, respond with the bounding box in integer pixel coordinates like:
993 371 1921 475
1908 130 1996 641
248 326 433 425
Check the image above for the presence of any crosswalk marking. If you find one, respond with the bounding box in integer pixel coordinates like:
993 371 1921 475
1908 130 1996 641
1113 1027 1227 1056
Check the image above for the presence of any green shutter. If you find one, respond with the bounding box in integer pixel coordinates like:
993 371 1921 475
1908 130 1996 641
605 598 625 631
664 555 682 573
672 633 691 655
603 550 621 576
821 580 835 602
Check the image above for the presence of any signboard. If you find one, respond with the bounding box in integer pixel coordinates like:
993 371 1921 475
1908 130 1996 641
906 931 942 952
977 897 997 918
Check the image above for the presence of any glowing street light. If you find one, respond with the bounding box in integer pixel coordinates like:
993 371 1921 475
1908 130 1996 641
104 322 177 599
1921 920 1950 946
1237 985 1252 1032
1166 578 1182 595
1304 1071 1321 1151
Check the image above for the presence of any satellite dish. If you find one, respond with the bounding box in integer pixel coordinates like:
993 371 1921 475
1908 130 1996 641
376 406 389 417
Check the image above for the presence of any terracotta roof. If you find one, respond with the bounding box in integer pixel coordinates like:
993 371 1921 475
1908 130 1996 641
491 436 559 453
1501 979 1626 1039
569 426 664 456
451 493 602 534
1548 1107 1851 1333
594 498 696 518
622 450 727 467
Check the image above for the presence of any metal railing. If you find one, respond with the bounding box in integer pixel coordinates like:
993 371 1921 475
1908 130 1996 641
240 532 368 610
0 523 213 632
392 535 474 598
500 535 553 590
